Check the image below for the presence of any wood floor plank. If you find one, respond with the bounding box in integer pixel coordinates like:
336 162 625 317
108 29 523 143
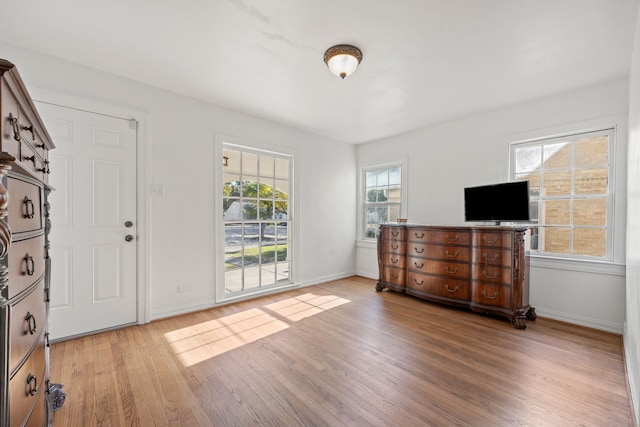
49 276 635 426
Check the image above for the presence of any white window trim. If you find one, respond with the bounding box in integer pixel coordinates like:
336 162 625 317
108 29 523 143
500 113 627 274
357 156 408 245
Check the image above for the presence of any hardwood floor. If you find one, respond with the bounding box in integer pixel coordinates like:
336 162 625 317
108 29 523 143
49 276 634 426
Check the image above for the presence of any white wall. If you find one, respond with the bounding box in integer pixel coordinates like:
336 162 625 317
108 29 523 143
0 41 357 319
625 5 640 423
357 78 629 333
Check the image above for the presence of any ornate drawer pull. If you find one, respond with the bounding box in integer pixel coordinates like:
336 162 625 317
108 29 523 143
391 244 399 250
445 234 458 242
414 247 424 254
24 253 35 276
414 261 424 268
483 236 499 244
482 253 499 262
413 278 424 286
445 250 458 258
391 257 399 264
22 124 35 140
445 266 458 274
24 154 37 166
26 373 38 396
482 290 499 300
25 311 37 335
415 232 424 238
445 285 459 293
482 270 499 279
391 273 399 280
40 160 51 174
391 231 399 237
9 113 21 141
36 143 46 149
23 196 36 219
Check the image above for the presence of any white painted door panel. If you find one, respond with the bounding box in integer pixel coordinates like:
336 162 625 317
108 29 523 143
36 102 137 340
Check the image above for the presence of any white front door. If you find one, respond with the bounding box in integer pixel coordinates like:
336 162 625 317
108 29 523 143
36 102 138 340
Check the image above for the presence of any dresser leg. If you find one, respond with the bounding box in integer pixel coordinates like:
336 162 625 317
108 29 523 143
526 307 537 321
375 281 385 292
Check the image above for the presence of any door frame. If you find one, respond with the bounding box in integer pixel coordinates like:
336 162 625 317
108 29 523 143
31 87 150 325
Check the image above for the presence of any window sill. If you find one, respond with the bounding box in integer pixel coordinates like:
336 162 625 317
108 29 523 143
530 255 625 276
356 239 377 249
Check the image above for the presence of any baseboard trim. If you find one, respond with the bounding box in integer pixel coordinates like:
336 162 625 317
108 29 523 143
536 307 623 334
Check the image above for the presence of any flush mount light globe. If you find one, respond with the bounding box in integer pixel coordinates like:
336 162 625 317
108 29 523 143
323 44 363 79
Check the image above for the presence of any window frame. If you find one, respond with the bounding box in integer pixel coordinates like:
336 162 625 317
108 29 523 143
357 158 408 242
508 128 616 262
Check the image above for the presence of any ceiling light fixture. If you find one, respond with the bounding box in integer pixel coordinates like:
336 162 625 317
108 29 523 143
323 44 363 79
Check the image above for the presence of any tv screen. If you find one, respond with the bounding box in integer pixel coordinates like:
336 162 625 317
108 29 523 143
464 181 530 224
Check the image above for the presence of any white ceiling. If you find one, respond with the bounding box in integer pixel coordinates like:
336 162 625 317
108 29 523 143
1 0 638 144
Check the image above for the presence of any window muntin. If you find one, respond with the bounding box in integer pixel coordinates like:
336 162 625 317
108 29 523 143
223 146 292 295
363 165 402 239
510 129 613 260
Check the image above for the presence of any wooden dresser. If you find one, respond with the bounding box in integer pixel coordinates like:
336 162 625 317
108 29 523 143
377 224 536 328
0 59 55 426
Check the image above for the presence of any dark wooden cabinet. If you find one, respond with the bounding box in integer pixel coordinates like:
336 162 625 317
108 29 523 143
1 59 55 427
377 224 536 328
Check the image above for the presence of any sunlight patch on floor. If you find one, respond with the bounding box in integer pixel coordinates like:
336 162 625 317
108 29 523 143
165 293 350 367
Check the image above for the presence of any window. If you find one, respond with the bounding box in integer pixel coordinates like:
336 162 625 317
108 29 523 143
510 129 613 260
222 145 292 296
362 163 404 239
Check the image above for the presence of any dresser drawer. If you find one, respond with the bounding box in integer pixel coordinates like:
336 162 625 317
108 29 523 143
471 282 512 309
381 266 405 286
408 243 470 262
382 239 405 254
380 226 406 241
411 259 469 278
10 281 46 372
410 228 470 245
471 265 512 286
1 78 21 159
8 234 46 299
7 176 43 233
471 247 513 267
472 231 513 248
20 140 48 181
24 384 47 427
407 272 470 300
9 333 46 427
383 252 406 269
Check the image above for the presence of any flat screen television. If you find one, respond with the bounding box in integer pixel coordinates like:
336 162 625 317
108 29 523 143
464 181 530 224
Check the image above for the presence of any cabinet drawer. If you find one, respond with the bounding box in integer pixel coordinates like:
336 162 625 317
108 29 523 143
471 248 513 267
24 385 47 427
7 176 43 233
407 272 470 300
10 281 46 372
383 252 406 269
381 266 405 286
382 239 405 254
9 333 46 427
472 231 512 248
381 226 406 241
20 140 48 181
1 78 21 159
410 228 470 245
410 259 469 279
8 234 46 299
471 265 512 286
471 282 512 309
408 243 470 262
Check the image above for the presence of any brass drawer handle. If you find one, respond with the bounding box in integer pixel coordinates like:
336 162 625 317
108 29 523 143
391 244 399 250
445 234 458 242
415 232 424 238
24 253 35 276
413 278 424 286
391 273 399 280
482 270 499 279
25 311 37 335
445 250 458 258
482 253 499 262
482 290 499 300
445 266 458 274
40 160 50 174
483 236 499 244
24 154 37 166
26 373 38 396
414 261 424 268
9 113 21 141
390 257 399 264
391 231 399 237
414 247 424 254
23 196 36 219
445 285 459 293
22 124 35 140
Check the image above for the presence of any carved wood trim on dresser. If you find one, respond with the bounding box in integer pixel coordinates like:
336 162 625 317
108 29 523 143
376 224 536 329
1 58 56 427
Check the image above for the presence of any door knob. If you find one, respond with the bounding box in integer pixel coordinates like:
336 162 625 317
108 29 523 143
125 235 135 242
124 221 133 228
